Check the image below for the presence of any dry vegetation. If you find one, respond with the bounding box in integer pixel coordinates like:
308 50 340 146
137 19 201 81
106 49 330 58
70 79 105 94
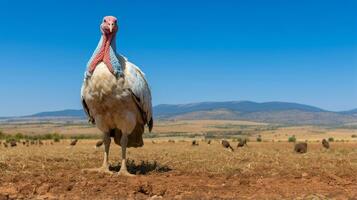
1 120 357 142
0 120 357 199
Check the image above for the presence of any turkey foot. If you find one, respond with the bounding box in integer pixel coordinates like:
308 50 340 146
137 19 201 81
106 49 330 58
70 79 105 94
116 157 135 177
116 169 135 177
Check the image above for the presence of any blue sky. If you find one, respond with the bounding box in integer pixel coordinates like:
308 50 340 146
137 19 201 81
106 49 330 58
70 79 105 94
0 0 356 116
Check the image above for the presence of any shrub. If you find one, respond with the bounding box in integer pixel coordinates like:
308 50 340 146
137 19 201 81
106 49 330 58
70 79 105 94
70 134 99 140
5 137 16 143
52 133 63 142
352 134 357 138
288 135 296 143
0 132 67 141
14 133 24 140
143 133 156 138
328 137 334 142
237 137 249 142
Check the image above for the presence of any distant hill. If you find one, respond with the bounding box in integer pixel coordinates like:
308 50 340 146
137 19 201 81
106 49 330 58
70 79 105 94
154 101 357 125
164 109 356 125
341 108 357 116
154 101 325 117
1 101 357 125
29 109 84 118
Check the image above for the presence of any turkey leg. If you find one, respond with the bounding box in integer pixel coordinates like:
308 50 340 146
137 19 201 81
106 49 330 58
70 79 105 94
117 134 134 176
83 133 112 174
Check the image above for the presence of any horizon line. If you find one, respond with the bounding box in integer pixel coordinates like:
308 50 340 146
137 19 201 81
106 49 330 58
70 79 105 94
1 100 356 118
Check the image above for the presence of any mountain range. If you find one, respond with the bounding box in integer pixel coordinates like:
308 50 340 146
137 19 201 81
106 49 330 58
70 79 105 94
2 101 357 125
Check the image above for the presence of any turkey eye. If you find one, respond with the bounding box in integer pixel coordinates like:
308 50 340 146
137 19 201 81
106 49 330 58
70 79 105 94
103 19 106 23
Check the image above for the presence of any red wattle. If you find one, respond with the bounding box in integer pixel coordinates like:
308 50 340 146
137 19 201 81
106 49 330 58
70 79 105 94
89 34 114 74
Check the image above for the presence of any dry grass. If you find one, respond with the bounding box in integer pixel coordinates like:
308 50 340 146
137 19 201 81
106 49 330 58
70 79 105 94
257 126 357 142
2 120 357 142
0 120 266 137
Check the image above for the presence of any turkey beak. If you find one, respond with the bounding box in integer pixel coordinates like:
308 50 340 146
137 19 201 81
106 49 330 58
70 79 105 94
109 24 114 33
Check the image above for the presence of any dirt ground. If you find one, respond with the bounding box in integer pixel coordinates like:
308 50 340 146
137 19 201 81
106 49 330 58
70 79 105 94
0 140 357 199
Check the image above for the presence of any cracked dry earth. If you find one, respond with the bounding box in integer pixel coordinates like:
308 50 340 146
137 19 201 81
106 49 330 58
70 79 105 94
0 140 357 199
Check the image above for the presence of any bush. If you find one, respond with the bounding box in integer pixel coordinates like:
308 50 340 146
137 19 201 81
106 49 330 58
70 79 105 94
143 133 156 138
0 130 4 139
328 137 334 142
0 132 67 141
237 137 249 142
5 138 14 143
52 133 63 142
14 133 24 140
70 134 99 140
288 135 296 143
352 134 357 138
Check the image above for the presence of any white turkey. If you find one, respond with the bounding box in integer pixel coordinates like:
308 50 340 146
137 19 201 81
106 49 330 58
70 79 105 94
81 16 153 176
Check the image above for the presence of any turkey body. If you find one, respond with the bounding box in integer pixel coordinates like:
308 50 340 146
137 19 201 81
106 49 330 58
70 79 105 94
81 61 146 147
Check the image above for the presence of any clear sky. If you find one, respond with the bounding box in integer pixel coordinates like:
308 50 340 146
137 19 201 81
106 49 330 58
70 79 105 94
0 0 356 116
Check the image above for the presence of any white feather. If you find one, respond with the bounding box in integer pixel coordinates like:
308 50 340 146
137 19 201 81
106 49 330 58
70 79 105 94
124 60 153 124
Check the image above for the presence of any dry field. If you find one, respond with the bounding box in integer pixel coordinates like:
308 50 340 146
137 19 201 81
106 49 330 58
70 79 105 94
1 120 357 142
0 120 265 136
1 120 357 199
1 139 357 199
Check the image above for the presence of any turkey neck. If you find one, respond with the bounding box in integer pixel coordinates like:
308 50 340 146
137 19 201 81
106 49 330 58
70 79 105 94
89 32 117 74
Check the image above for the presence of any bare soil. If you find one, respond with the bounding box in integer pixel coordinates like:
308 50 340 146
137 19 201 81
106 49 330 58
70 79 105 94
0 140 357 199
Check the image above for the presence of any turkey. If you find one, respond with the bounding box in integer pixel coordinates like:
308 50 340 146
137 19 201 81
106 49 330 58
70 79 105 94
81 16 153 176
221 140 234 152
322 139 330 149
237 138 248 148
70 139 78 146
95 140 104 148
